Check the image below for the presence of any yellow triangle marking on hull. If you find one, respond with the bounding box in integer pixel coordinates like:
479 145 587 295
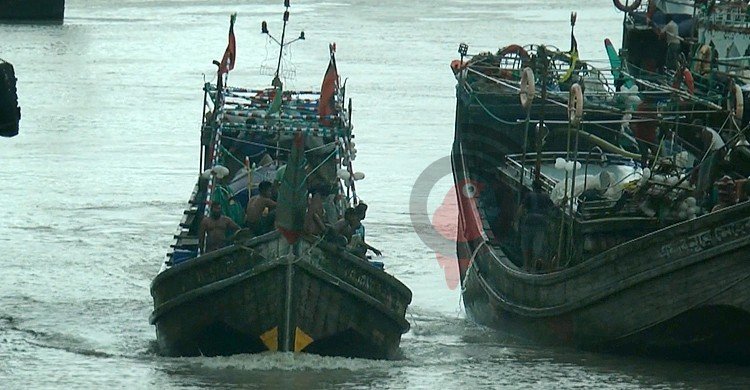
294 327 314 352
260 327 278 351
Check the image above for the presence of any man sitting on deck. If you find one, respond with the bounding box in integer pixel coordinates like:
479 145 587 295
333 208 358 244
332 207 381 258
199 202 241 254
245 181 277 236
304 186 328 236
518 180 554 272
353 202 382 257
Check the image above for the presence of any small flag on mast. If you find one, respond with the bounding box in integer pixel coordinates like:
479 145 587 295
318 43 338 123
219 13 237 74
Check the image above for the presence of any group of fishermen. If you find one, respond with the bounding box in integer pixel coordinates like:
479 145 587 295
197 167 380 259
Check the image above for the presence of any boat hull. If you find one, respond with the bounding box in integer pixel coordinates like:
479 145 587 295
0 60 20 137
0 0 64 22
150 232 411 359
452 132 750 362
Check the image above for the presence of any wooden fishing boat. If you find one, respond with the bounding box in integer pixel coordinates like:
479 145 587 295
150 9 411 359
0 0 64 22
0 59 20 137
450 8 750 362
615 0 748 127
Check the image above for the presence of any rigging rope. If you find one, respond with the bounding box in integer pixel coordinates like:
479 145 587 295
221 134 291 152
304 147 338 181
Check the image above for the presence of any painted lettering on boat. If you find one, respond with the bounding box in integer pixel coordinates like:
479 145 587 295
659 217 750 258
342 267 373 291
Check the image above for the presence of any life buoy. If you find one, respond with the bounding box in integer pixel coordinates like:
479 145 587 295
519 67 535 110
728 83 744 120
498 44 530 64
613 0 642 12
672 68 695 95
569 83 583 126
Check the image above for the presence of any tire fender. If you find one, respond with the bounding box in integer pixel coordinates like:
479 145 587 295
613 0 642 12
519 67 536 110
729 83 744 120
569 83 584 127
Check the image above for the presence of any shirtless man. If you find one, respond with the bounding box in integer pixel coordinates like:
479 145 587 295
199 202 240 254
333 207 381 257
245 181 277 235
352 202 381 256
304 186 327 236
332 207 358 243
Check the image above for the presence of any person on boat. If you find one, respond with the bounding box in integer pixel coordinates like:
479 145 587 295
712 175 737 212
199 202 241 254
518 180 553 272
694 125 727 196
631 96 659 167
332 207 358 244
660 14 682 71
304 185 328 236
331 207 379 257
353 202 368 239
352 202 382 257
245 180 277 236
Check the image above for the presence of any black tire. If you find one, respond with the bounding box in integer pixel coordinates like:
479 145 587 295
613 0 642 12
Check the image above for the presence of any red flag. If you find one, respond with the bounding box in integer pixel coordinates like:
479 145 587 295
219 14 237 74
318 43 338 122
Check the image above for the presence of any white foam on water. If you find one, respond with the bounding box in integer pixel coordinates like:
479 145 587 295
185 351 401 372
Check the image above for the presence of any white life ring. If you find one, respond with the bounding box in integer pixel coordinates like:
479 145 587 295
729 83 744 120
568 83 583 127
613 0 642 12
519 67 535 110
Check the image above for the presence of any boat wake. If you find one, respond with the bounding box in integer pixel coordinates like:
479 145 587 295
0 315 117 359
182 351 400 372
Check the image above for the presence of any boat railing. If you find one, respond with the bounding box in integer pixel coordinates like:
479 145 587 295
703 1 750 29
462 55 619 110
504 152 644 220
502 155 595 221
507 152 636 170
503 153 558 192
575 198 622 218
203 83 350 134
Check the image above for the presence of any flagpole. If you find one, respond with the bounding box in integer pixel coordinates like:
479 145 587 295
275 4 290 83
261 1 305 87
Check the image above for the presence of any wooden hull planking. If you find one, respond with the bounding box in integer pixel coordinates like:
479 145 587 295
151 231 411 359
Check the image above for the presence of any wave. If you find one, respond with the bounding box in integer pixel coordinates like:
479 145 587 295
178 351 402 372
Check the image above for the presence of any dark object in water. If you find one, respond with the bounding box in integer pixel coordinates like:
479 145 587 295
0 59 20 138
0 0 65 22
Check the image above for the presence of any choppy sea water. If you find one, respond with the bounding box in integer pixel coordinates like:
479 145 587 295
3 0 750 388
